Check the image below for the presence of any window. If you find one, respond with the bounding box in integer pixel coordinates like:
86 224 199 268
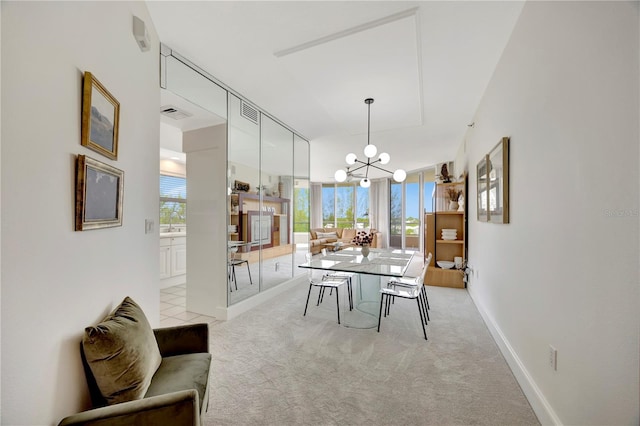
322 185 335 227
335 184 354 228
356 186 370 228
293 185 309 232
424 181 435 213
160 175 186 225
322 183 368 228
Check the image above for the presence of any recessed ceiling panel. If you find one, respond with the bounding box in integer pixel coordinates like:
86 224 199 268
277 14 422 135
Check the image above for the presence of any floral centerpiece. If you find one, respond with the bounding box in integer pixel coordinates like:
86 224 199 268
352 230 373 256
352 230 373 246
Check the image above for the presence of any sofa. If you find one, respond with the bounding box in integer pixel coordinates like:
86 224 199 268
309 227 381 254
59 297 211 426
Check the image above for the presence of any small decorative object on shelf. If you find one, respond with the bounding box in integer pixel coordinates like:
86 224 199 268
445 187 462 211
440 163 451 183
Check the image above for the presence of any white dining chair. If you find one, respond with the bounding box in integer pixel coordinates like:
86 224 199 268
385 252 432 322
377 253 432 340
303 252 350 324
320 248 354 310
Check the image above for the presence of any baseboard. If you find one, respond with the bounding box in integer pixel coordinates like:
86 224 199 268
467 288 562 426
225 275 305 320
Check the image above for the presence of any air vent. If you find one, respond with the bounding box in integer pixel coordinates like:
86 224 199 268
160 105 192 120
241 101 258 124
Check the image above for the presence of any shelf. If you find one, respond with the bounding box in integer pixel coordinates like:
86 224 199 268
435 211 464 215
228 232 239 236
436 239 464 244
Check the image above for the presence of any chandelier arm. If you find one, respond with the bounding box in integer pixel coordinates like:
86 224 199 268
349 163 368 173
368 163 394 174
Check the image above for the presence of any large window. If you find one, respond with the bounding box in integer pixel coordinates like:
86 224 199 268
322 185 335 227
390 170 435 249
356 186 370 228
160 175 187 226
293 184 309 232
335 184 354 228
322 183 369 228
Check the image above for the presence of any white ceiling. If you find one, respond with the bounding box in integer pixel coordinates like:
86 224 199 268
148 1 525 182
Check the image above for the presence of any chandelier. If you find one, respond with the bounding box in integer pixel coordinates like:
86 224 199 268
334 98 406 188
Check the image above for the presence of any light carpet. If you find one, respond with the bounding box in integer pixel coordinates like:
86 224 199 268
203 276 540 425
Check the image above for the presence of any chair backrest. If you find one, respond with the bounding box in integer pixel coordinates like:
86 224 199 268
305 252 319 281
416 253 432 286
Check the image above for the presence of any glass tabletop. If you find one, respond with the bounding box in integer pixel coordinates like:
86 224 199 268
299 247 416 277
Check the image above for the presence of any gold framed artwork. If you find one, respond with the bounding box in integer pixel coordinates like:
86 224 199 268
488 137 510 223
476 155 489 222
477 137 510 223
75 155 124 231
81 72 120 160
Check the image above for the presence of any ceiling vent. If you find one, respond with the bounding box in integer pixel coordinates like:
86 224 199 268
160 105 192 120
241 101 259 124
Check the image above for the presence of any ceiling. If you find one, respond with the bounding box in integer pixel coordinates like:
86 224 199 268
148 1 525 182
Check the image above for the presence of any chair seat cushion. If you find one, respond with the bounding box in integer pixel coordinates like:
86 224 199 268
145 353 212 414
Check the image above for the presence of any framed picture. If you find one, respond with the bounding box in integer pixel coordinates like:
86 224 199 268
488 137 510 224
75 155 124 231
476 155 489 222
81 72 120 160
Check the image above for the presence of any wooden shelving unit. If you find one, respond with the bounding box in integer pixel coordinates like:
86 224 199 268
425 177 467 288
228 193 294 262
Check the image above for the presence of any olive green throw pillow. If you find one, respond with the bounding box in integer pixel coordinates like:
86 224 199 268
82 296 162 405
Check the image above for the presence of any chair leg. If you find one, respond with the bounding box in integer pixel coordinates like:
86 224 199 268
416 298 428 340
418 292 429 323
422 292 430 322
348 279 353 311
232 265 238 290
335 287 340 324
385 294 392 317
423 286 430 310
303 283 313 316
377 293 385 332
317 286 324 306
245 261 253 285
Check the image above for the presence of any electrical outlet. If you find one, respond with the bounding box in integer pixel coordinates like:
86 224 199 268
548 345 558 371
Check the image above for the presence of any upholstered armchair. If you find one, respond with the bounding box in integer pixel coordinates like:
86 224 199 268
58 297 211 426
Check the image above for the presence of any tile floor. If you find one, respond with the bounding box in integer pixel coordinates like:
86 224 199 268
160 284 222 328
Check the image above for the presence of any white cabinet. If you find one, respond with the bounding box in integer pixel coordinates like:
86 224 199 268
171 242 187 276
160 236 187 287
159 246 171 279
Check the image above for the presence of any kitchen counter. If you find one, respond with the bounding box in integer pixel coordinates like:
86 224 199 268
160 232 187 238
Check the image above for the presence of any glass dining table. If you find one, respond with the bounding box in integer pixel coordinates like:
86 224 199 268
298 247 416 328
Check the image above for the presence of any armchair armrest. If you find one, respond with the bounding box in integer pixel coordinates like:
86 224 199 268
58 389 200 426
153 323 209 357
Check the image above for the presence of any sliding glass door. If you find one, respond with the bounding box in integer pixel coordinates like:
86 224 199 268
389 171 434 250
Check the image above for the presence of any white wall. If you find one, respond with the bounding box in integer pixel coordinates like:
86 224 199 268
0 2 3 419
464 2 639 425
184 124 229 318
1 2 160 424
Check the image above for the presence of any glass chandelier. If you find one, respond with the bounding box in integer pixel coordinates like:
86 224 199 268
334 98 406 188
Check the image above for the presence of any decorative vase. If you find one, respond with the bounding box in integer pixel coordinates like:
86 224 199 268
361 244 370 257
449 200 459 211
